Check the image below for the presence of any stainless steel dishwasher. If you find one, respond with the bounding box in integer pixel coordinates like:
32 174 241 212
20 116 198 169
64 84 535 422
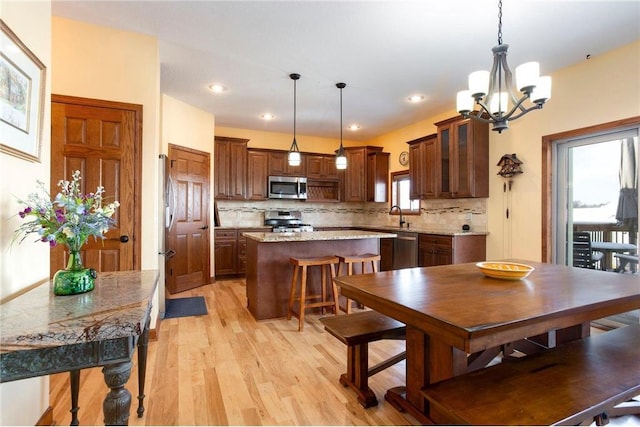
393 231 418 269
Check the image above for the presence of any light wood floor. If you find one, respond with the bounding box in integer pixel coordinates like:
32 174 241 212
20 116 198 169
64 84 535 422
50 279 413 426
49 279 640 426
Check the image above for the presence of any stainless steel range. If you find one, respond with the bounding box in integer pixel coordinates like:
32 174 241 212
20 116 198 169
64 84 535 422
264 210 314 233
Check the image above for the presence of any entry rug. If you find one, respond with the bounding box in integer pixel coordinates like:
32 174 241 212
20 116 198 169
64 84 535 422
164 296 208 319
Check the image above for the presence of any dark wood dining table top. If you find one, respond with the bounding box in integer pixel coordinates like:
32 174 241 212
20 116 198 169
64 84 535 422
334 260 640 354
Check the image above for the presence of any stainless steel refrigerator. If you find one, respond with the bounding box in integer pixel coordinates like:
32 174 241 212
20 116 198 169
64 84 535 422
158 154 176 318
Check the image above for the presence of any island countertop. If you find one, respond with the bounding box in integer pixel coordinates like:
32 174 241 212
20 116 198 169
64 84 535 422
243 229 397 243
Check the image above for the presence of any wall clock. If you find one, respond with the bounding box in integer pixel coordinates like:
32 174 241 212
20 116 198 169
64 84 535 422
399 151 409 166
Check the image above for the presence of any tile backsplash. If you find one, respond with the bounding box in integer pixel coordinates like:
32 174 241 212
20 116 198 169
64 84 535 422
216 198 487 233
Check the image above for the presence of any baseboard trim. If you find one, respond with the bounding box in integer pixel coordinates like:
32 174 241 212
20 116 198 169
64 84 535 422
36 406 53 426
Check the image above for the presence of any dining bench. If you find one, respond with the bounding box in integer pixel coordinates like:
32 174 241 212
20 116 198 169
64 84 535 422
320 310 406 408
421 324 640 426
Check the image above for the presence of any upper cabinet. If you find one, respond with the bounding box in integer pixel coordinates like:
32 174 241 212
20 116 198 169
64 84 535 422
343 146 389 202
407 117 488 200
268 150 306 177
408 134 438 200
306 154 340 180
246 149 269 200
214 136 247 200
435 116 489 198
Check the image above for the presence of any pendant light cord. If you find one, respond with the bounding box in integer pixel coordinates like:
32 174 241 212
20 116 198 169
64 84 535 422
339 85 343 147
497 0 503 45
293 77 297 139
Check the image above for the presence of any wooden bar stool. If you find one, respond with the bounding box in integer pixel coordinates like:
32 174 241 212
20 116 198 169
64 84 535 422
287 255 340 331
336 253 381 313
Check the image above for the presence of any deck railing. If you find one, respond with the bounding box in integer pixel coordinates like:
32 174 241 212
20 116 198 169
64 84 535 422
574 222 637 270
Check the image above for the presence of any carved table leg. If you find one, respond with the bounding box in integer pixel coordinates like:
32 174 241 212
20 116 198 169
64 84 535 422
102 361 133 426
69 369 80 426
136 319 150 417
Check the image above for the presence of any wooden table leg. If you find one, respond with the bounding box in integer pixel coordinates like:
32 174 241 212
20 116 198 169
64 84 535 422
69 369 80 426
102 361 133 425
384 326 466 424
136 318 150 417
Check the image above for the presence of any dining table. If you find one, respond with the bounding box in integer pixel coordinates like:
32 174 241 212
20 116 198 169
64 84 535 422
334 260 640 424
590 241 637 271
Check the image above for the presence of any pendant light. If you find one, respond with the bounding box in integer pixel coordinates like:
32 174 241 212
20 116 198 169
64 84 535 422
335 82 347 170
288 73 301 167
456 0 551 133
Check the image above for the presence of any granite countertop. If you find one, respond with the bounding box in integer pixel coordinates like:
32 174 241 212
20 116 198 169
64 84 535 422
0 270 159 353
355 225 489 236
243 229 397 243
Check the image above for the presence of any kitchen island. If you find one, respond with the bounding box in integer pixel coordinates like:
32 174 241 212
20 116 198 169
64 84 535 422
243 230 396 320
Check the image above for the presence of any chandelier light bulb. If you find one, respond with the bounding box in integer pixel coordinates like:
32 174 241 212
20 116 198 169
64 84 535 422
456 90 473 114
468 71 490 98
515 62 540 95
531 76 552 104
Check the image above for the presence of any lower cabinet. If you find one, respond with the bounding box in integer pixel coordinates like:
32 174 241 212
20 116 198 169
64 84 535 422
214 228 256 277
214 229 238 276
418 234 486 267
380 237 394 271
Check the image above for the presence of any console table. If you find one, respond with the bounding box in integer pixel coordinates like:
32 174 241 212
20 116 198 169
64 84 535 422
0 270 158 425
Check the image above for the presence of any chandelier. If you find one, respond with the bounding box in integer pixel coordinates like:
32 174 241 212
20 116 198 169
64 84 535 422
288 73 302 166
456 0 551 133
335 82 347 170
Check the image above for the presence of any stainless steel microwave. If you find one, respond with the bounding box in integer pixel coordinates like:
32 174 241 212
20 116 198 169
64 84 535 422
268 176 307 200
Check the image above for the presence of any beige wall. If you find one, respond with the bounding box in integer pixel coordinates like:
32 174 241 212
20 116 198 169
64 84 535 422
0 2 52 425
216 125 357 154
52 16 161 272
485 40 640 262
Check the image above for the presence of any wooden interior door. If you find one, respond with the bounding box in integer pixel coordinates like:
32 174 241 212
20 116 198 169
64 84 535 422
166 144 210 294
50 95 141 274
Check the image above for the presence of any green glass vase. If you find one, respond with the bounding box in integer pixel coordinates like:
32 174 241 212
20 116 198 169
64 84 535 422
53 248 97 296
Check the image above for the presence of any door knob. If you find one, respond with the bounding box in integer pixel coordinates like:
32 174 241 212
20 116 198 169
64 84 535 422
200 225 209 230
120 235 130 243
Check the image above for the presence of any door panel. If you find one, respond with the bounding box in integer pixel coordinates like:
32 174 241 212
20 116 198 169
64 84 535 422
51 95 141 275
166 144 210 294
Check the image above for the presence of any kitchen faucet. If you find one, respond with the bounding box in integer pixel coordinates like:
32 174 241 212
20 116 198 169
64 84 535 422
389 205 405 228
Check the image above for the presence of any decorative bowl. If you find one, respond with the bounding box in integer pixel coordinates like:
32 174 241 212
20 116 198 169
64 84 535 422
476 262 534 280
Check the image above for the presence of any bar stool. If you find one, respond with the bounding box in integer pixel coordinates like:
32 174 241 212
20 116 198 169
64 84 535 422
288 255 340 331
336 253 381 313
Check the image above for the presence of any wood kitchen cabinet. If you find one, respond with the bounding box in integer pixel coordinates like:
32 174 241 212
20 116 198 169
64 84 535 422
343 146 389 202
214 229 238 276
214 136 248 200
306 154 340 180
215 228 258 277
268 150 306 177
407 133 437 199
246 149 269 200
435 116 489 198
418 233 486 267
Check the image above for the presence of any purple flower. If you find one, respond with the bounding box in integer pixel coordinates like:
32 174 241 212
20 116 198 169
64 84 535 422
18 207 32 218
55 209 65 223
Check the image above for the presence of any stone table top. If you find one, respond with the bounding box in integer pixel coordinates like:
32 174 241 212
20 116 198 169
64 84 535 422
242 229 397 243
0 270 158 353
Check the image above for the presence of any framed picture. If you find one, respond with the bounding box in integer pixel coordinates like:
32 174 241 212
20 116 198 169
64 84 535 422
0 19 46 162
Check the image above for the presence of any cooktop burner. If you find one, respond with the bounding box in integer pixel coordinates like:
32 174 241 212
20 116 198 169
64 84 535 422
272 224 314 233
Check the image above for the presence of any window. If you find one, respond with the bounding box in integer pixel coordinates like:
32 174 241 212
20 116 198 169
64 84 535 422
390 171 419 213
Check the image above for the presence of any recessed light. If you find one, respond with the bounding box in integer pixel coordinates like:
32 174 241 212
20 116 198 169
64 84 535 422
347 124 361 131
208 84 225 93
260 113 276 121
408 94 424 103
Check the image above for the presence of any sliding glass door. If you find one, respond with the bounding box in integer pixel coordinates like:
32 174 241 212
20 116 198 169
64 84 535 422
553 128 638 268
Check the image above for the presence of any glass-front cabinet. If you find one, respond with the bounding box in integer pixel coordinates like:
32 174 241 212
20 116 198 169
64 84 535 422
435 116 489 198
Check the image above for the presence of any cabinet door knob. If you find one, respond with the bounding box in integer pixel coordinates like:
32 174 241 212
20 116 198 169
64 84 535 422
120 235 130 243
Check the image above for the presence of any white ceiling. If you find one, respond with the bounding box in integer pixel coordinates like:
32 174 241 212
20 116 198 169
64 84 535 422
51 0 640 141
